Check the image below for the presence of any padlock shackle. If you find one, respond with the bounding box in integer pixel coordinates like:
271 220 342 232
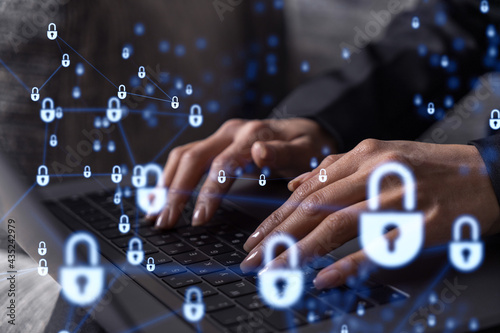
42 97 54 109
190 104 202 115
219 170 225 177
48 23 56 30
147 257 154 264
141 164 164 187
368 162 416 211
64 232 100 266
39 241 46 247
119 85 126 92
39 259 47 267
129 237 142 251
260 174 265 180
491 109 500 118
32 87 39 93
453 214 480 241
185 286 202 303
38 165 48 174
108 97 121 109
263 234 299 268
112 165 121 174
63 53 69 60
139 66 145 72
320 169 326 175
172 96 178 102
120 215 129 223
133 165 144 176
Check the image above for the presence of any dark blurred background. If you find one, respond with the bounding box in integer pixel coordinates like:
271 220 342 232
0 0 410 187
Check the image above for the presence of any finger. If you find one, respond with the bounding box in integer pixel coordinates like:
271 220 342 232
241 172 366 272
251 136 315 173
192 141 255 226
314 250 368 289
243 153 358 252
288 153 347 191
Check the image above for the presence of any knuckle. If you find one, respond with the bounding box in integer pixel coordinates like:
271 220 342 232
243 120 267 134
180 150 199 163
322 155 337 165
354 138 382 154
294 180 313 200
299 192 324 217
168 147 183 160
324 211 349 237
222 118 245 131
380 150 406 164
261 209 285 234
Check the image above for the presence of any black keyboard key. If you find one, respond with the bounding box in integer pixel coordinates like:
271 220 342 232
160 242 194 255
319 289 373 313
211 307 251 326
246 275 258 285
178 284 218 299
93 220 118 231
173 250 210 265
147 233 179 246
185 234 218 247
293 295 339 322
228 324 271 333
203 271 241 286
198 242 233 256
163 272 201 288
82 213 111 224
153 262 186 277
177 226 206 238
187 260 225 276
235 293 265 311
358 286 407 305
214 252 245 266
302 266 318 284
261 309 307 330
308 256 336 270
102 228 130 239
205 294 234 313
141 252 172 266
138 226 163 238
112 237 145 248
120 242 158 255
228 265 251 276
219 280 257 298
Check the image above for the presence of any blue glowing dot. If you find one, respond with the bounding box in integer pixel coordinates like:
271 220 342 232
444 95 454 108
486 25 496 38
134 22 145 36
158 40 170 53
101 117 109 128
322 146 330 156
206 100 220 113
129 76 141 88
145 84 155 95
429 292 437 304
446 318 456 329
412 16 420 29
480 0 489 14
196 38 207 50
310 157 318 168
123 187 132 197
175 45 186 57
448 77 459 90
262 166 270 177
441 55 449 68
72 86 81 99
435 11 446 26
175 78 183 90
274 0 284 9
453 38 465 51
266 53 277 63
107 140 116 152
75 63 85 76
159 72 169 84
267 64 277 75
429 54 440 67
427 314 436 327
203 72 214 83
262 94 274 106
301 61 310 72
469 318 479 331
268 35 279 47
488 46 498 58
342 48 351 60
94 117 102 128
414 94 422 106
254 1 265 13
418 44 427 57
235 167 243 177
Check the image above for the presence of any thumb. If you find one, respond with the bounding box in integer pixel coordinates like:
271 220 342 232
251 137 312 171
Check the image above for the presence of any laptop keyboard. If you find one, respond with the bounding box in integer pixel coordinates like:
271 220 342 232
45 190 408 332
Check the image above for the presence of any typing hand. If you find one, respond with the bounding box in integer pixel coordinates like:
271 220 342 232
151 118 335 229
241 139 500 289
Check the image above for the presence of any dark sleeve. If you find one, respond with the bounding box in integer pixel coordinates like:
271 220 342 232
471 135 500 206
274 0 499 152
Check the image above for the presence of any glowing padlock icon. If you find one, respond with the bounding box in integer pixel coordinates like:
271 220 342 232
480 0 489 13
359 162 424 268
127 237 144 265
111 165 122 184
62 53 70 68
114 192 121 205
146 257 155 272
119 215 130 234
341 324 349 333
37 165 50 187
171 96 179 109
258 234 303 308
38 241 47 256
186 84 193 95
136 164 167 215
47 23 57 40
189 104 203 128
60 232 104 306
183 286 205 322
83 166 91 179
259 174 266 186
319 169 327 183
138 66 146 79
449 215 483 272
55 107 63 119
31 87 40 101
132 165 146 188
117 85 127 100
427 102 435 115
38 259 48 276
50 134 58 147
490 109 500 130
106 97 122 123
40 97 56 123
218 170 226 184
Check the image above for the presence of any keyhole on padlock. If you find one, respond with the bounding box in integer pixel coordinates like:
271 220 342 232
77 275 88 294
384 224 400 252
275 278 287 297
462 248 471 262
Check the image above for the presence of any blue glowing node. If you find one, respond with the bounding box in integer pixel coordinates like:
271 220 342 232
175 45 186 57
301 61 310 73
254 1 265 13
414 94 422 106
342 48 351 60
274 0 284 9
72 86 81 99
418 44 427 57
196 38 207 50
134 22 145 36
206 100 220 113
412 16 420 29
75 63 85 76
480 0 489 14
268 35 279 47
310 157 318 169
158 40 170 53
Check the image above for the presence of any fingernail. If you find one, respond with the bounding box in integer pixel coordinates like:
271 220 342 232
192 206 206 226
155 211 166 229
257 264 270 277
243 230 262 252
288 172 310 191
314 269 341 290
253 142 267 160
240 247 261 273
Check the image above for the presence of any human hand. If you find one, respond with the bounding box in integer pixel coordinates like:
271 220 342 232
152 118 336 229
240 139 500 289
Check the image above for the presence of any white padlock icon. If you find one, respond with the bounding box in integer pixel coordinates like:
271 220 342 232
359 162 424 268
427 102 435 115
38 241 47 256
114 192 121 205
189 104 203 128
490 109 500 130
40 97 56 123
183 286 205 322
31 87 40 101
37 165 50 187
106 97 122 123
319 169 327 183
132 165 146 187
449 215 483 272
146 257 155 272
111 165 122 183
127 237 144 265
258 234 304 308
259 174 266 186
50 134 58 147
62 53 70 67
47 23 57 40
83 166 91 179
119 215 130 234
117 84 127 100
38 259 48 276
171 96 179 109
186 84 193 95
60 232 104 306
138 66 146 79
218 170 226 184
341 324 349 333
136 164 167 215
